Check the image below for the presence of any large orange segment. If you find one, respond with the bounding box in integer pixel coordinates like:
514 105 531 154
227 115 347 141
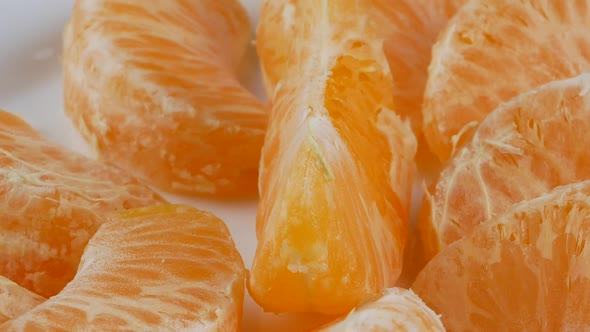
423 0 590 162
63 0 267 198
0 110 163 298
0 204 245 330
420 73 590 261
0 276 45 324
249 0 418 315
413 181 590 331
315 288 445 331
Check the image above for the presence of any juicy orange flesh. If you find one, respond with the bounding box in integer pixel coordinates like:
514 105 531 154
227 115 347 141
0 110 163 298
413 182 590 331
63 0 267 197
1 204 245 330
249 0 416 314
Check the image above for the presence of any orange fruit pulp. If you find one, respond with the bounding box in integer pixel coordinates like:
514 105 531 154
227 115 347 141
419 73 590 262
422 0 590 162
0 109 163 298
414 180 590 331
62 0 268 198
0 204 245 331
249 0 417 315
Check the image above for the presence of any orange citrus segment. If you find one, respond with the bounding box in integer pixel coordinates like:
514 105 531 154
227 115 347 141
0 110 163 298
0 276 45 324
249 0 417 315
0 204 245 330
62 0 267 198
314 288 445 332
422 0 590 162
420 73 590 261
413 180 590 331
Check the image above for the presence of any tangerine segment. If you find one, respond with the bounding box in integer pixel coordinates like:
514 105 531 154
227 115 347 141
314 288 445 332
0 276 45 324
0 204 246 331
62 0 267 198
413 181 590 331
249 0 418 315
422 0 590 162
0 110 163 298
419 73 590 261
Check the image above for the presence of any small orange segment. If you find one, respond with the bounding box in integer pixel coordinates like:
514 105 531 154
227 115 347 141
0 276 45 324
249 0 417 315
0 110 163 298
422 0 590 162
63 0 267 197
0 204 245 331
413 180 590 331
420 73 590 261
315 288 445 331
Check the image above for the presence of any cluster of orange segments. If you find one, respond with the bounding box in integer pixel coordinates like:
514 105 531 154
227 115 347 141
2 0 590 330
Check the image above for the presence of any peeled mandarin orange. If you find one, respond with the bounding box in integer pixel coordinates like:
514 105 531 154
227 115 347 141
0 110 163 298
0 204 245 331
422 0 590 162
420 73 590 261
0 276 44 324
62 0 267 198
413 180 590 331
315 288 444 332
249 0 418 315
257 0 465 171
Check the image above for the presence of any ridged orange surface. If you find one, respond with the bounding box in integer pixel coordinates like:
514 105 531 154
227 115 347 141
0 276 44 324
256 0 465 170
249 0 418 315
422 0 590 162
0 204 245 331
420 73 590 261
413 180 590 331
62 0 267 198
0 110 163 298
315 288 445 332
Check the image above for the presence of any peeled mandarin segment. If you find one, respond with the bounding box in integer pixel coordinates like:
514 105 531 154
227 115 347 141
62 0 267 198
413 181 590 331
256 0 465 171
0 109 163 298
422 0 590 162
0 276 45 324
0 204 246 331
314 288 445 332
249 0 418 315
419 73 590 261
